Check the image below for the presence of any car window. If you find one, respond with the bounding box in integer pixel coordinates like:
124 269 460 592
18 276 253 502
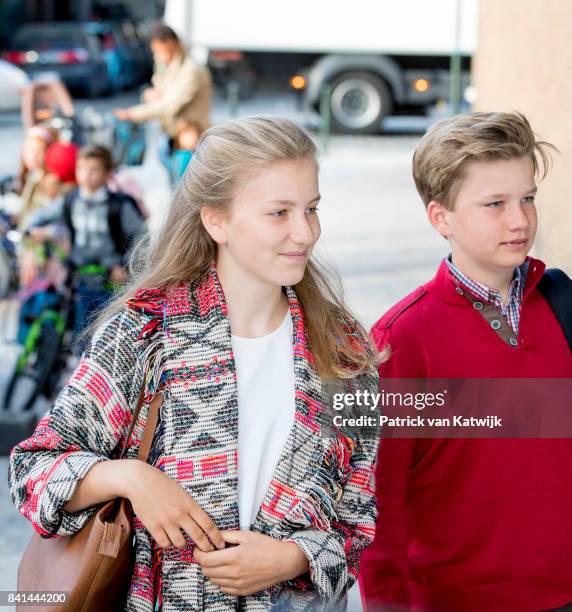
12 28 86 50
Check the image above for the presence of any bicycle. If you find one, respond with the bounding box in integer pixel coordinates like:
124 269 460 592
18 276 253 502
2 263 118 413
2 278 69 413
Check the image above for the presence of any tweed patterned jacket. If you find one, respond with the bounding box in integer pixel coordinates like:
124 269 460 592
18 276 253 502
9 265 380 611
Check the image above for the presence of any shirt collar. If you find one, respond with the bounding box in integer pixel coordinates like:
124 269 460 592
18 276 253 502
445 254 524 306
78 185 108 204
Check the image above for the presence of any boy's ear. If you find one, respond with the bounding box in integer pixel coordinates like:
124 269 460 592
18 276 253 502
200 207 227 245
427 200 453 239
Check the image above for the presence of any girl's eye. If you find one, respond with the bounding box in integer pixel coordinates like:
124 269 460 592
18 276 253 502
485 201 503 208
523 195 536 203
270 210 287 218
306 206 320 215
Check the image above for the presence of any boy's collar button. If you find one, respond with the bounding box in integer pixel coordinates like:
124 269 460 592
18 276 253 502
491 319 502 330
509 337 518 347
473 301 484 311
455 287 464 295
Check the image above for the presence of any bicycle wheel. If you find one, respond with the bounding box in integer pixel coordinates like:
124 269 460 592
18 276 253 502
3 321 63 412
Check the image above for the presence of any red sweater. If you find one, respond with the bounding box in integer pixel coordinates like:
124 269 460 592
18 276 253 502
359 257 572 612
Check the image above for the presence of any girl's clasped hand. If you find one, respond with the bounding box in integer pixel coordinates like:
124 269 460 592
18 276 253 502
195 531 309 596
128 462 309 596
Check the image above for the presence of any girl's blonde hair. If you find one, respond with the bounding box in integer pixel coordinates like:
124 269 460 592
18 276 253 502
94 116 376 378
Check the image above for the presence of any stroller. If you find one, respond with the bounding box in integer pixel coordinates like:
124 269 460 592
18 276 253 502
22 78 147 167
79 106 147 167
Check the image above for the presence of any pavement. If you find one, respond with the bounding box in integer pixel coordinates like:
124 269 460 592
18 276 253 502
0 85 448 610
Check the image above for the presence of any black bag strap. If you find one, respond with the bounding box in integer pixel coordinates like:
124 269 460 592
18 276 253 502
107 192 142 258
538 268 572 352
61 188 77 247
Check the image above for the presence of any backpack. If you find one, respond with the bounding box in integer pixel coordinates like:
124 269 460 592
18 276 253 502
538 268 572 352
17 280 62 345
62 189 143 260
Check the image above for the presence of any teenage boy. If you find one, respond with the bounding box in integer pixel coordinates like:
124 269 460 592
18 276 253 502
360 112 572 611
27 144 145 341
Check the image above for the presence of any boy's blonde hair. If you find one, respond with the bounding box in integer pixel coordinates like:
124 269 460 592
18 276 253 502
412 111 556 210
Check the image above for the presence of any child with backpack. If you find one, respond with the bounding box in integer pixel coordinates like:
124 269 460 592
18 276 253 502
26 144 145 346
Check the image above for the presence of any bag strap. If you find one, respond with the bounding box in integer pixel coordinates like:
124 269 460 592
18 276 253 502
137 393 162 462
118 382 163 463
538 268 572 352
62 189 76 247
107 192 143 258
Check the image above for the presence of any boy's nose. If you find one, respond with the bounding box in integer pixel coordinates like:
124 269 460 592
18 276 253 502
506 202 530 230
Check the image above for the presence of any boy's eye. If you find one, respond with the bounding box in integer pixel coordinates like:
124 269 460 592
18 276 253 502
270 210 287 217
485 201 503 208
523 195 536 203
306 206 320 215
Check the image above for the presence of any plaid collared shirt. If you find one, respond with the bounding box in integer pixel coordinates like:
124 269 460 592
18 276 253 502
445 256 525 334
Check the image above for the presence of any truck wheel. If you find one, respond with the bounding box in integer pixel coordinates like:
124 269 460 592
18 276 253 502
329 72 393 134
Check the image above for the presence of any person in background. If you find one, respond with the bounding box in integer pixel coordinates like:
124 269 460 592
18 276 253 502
113 22 212 185
21 78 75 130
18 140 78 287
168 118 202 184
16 126 55 192
26 144 145 346
14 126 57 227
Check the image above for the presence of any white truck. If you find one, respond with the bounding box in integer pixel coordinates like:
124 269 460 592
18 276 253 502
165 0 477 131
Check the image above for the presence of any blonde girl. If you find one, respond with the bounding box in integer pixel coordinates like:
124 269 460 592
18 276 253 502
10 117 379 611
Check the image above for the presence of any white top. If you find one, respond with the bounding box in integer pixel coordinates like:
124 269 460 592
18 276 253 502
232 310 296 530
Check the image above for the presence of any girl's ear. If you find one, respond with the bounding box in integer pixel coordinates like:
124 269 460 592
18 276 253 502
427 200 453 239
200 207 227 245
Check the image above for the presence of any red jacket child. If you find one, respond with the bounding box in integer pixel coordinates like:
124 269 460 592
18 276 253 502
359 112 572 612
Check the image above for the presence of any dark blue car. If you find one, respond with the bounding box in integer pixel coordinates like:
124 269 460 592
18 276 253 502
3 23 110 98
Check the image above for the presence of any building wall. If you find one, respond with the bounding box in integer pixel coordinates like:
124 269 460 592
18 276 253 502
473 0 572 272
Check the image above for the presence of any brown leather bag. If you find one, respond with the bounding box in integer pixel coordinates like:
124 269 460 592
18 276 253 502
17 389 163 612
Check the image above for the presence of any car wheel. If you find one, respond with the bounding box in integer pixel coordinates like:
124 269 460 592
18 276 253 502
329 71 393 135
